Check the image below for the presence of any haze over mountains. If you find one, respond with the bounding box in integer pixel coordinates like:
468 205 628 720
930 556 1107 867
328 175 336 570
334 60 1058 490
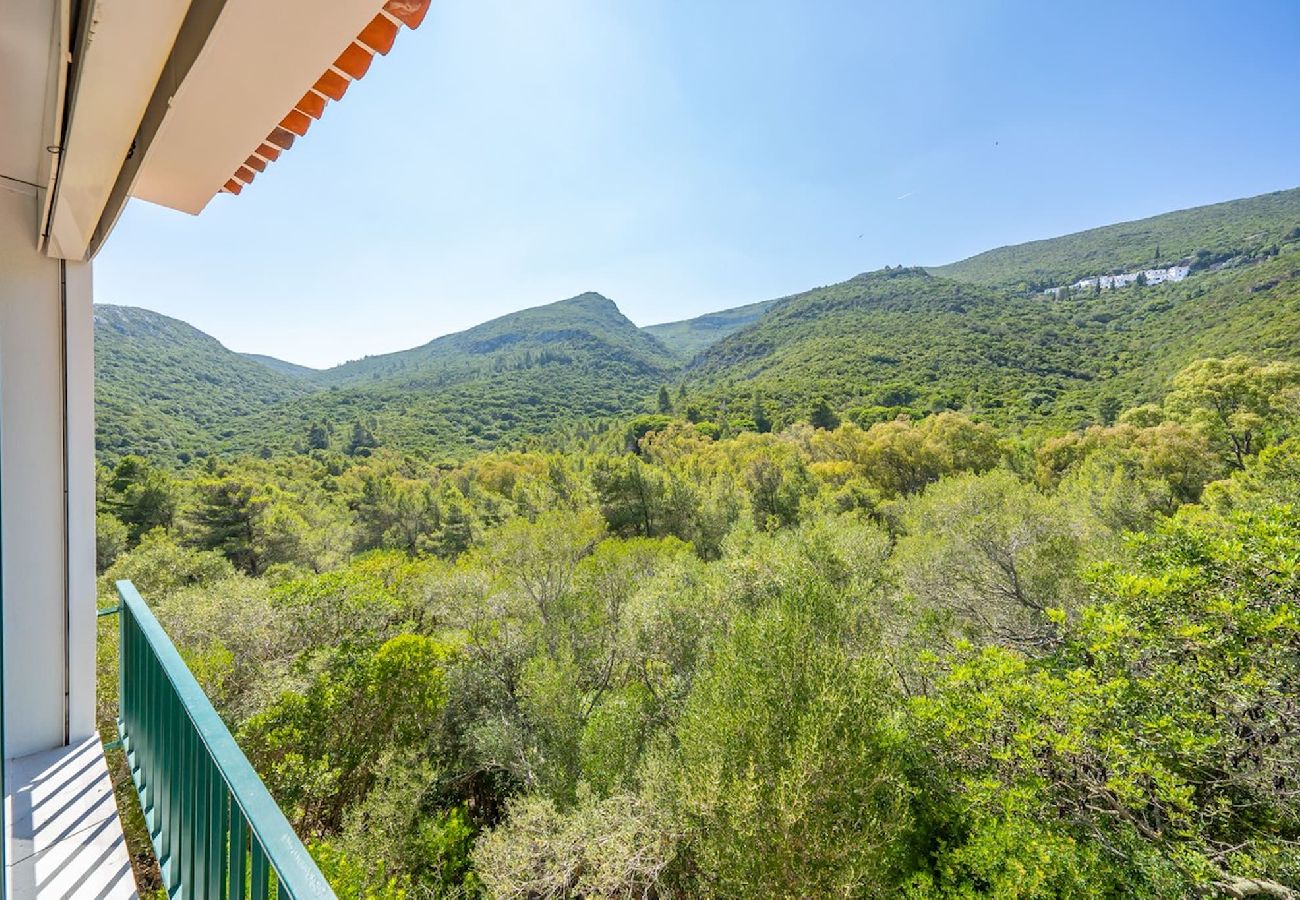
96 187 1300 463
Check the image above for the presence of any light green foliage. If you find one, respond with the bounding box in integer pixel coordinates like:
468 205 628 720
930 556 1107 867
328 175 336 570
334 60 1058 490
1165 355 1300 467
100 528 234 599
474 791 676 899
93 351 1300 897
666 586 913 897
894 470 1086 648
905 461 1300 894
242 633 455 835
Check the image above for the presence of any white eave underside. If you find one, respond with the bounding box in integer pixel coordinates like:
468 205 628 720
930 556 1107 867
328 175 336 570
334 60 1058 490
129 0 386 216
44 0 191 260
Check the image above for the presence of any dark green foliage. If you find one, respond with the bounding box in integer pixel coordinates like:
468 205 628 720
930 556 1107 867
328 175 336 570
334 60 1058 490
94 305 317 464
346 419 379 457
656 385 672 414
683 251 1300 432
809 396 840 430
306 421 331 451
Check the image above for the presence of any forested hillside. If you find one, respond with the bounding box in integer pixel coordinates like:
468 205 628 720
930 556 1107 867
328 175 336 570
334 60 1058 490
316 292 674 386
95 187 1300 464
97 354 1300 897
94 306 317 461
240 353 321 380
257 293 678 457
930 186 1300 291
681 249 1300 431
644 297 780 359
96 293 677 461
92 188 1300 896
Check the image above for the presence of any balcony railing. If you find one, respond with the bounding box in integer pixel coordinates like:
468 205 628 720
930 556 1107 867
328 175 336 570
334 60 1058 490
114 580 336 899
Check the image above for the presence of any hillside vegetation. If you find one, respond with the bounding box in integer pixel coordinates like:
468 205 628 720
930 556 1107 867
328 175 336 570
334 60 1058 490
930 185 1300 290
97 354 1300 897
93 187 1300 896
98 294 676 461
94 305 316 461
96 186 1300 464
682 248 1300 433
239 353 321 380
644 297 780 360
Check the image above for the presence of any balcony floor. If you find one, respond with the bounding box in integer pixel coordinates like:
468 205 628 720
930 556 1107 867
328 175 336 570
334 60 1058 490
5 734 137 899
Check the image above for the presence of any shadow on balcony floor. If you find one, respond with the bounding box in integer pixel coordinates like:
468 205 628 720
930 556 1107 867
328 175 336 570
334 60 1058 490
5 734 137 898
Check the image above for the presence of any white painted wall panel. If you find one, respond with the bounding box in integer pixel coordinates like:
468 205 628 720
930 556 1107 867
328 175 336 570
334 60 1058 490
0 185 67 757
0 185 95 758
64 262 95 744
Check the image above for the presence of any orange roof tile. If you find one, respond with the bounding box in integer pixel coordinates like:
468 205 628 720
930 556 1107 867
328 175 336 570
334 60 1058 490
279 110 312 136
313 70 350 102
384 0 430 29
333 42 374 80
266 128 296 151
296 91 327 120
220 0 431 196
358 14 400 55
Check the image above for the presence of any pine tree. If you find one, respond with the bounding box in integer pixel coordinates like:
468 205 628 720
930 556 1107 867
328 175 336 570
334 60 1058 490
347 419 379 457
752 394 772 434
306 421 331 451
809 397 840 431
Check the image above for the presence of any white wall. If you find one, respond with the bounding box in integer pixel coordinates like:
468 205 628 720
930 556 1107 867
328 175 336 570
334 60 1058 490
0 182 96 759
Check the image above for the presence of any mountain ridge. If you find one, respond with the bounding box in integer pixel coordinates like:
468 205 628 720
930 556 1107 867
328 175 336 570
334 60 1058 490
96 186 1300 461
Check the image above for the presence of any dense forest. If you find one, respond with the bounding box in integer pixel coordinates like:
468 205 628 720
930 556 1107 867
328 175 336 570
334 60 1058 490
97 353 1300 897
94 188 1300 897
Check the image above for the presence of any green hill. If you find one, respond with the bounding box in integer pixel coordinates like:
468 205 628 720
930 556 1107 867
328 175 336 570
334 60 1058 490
97 294 680 462
94 305 319 462
684 246 1300 431
240 353 321 381
645 298 781 360
930 186 1300 291
318 292 674 386
95 188 1300 461
260 293 679 456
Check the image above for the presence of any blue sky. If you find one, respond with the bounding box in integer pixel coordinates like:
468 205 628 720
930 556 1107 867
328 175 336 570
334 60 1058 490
97 0 1300 369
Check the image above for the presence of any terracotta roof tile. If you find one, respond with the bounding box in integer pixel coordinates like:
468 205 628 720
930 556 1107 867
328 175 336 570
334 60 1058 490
384 0 430 29
333 42 374 80
225 0 431 198
313 70 350 102
267 127 296 150
358 14 399 55
296 90 327 119
279 110 312 136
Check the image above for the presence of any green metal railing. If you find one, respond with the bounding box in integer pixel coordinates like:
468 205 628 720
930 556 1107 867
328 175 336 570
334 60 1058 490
114 580 336 899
